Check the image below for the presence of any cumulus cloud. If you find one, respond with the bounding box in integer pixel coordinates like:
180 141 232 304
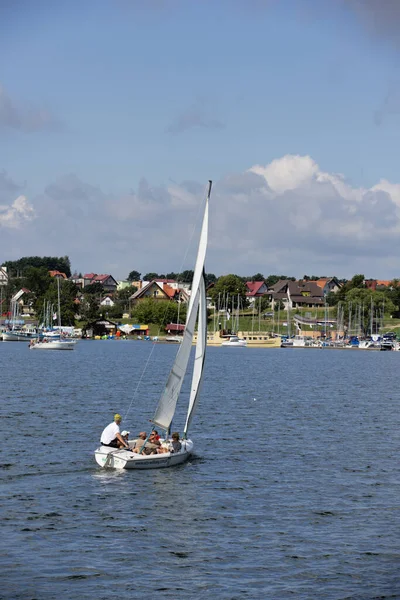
0 195 35 229
166 99 225 134
1 155 400 279
0 84 60 133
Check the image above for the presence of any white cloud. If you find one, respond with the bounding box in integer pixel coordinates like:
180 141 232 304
1 155 400 279
0 195 36 228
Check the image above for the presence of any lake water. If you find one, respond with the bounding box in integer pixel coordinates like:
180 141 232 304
1 340 399 599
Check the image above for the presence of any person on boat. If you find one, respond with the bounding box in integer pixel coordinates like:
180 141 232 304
120 430 130 448
169 432 182 453
147 431 162 454
100 414 131 450
132 431 158 454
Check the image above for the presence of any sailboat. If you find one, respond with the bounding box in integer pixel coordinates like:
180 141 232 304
30 278 76 351
94 181 211 469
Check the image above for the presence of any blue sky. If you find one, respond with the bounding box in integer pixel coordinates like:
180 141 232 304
1 0 400 279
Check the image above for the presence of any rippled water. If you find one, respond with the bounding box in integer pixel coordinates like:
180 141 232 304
1 341 400 599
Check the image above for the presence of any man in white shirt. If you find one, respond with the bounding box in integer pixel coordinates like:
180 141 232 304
100 414 130 449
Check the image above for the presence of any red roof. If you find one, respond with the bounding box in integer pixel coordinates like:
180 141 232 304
165 323 185 331
245 281 265 296
49 270 67 279
163 284 176 299
93 274 110 283
83 273 96 280
155 279 177 283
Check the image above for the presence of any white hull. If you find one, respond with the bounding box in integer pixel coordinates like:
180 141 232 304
3 331 38 342
165 336 182 343
30 340 76 350
221 337 247 347
94 439 193 469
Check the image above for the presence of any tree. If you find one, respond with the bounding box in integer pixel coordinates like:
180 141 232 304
350 274 365 289
143 272 159 281
250 273 264 282
265 275 295 288
253 296 271 312
39 279 78 326
84 282 104 296
3 255 71 278
131 298 187 327
180 270 194 283
342 288 395 335
127 270 141 282
204 273 217 287
209 275 248 311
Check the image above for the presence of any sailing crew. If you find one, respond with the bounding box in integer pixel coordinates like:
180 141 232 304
132 432 158 454
100 414 130 450
169 432 182 453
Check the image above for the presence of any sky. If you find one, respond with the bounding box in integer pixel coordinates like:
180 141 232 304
1 0 400 280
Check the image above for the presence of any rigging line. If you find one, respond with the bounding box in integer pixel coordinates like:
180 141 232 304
124 182 210 422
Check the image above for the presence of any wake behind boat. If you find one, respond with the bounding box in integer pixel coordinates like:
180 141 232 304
94 181 211 469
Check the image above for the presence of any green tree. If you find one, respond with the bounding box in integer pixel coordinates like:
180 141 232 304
209 275 248 311
180 270 194 283
39 279 78 326
127 270 141 282
250 273 264 282
143 272 159 281
3 255 71 278
343 289 395 335
204 272 217 287
131 298 187 327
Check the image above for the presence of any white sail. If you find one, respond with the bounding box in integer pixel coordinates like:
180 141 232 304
152 181 211 431
184 272 207 436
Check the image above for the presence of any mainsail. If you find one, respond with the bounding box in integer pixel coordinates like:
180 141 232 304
184 273 207 436
152 181 211 431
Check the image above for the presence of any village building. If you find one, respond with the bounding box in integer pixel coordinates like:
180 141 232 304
245 281 269 305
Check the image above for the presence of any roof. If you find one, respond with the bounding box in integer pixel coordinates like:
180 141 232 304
93 274 113 283
165 323 185 331
130 280 171 300
154 278 177 284
163 284 176 299
83 273 96 279
245 281 265 296
377 280 391 287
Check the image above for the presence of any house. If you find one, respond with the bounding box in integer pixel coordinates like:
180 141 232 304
245 281 269 305
100 296 115 307
129 280 189 304
49 270 67 279
270 279 325 309
70 273 84 289
365 279 394 291
165 323 185 336
0 266 8 286
310 277 342 296
83 273 118 293
84 318 118 337
11 288 34 315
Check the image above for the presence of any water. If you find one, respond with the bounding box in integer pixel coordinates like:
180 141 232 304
1 341 400 599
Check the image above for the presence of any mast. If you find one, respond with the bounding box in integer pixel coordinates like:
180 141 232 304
152 181 211 432
57 277 61 329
